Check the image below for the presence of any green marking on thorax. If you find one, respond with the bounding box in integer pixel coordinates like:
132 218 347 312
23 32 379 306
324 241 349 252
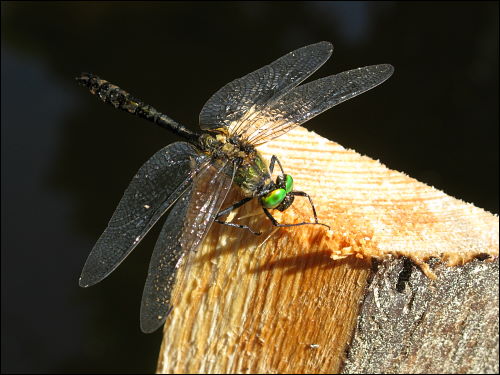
234 151 270 196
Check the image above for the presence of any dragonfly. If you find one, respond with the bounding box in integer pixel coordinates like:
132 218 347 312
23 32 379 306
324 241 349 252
77 41 394 333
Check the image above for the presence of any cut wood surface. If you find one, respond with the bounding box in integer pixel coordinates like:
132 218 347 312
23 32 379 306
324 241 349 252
156 126 498 374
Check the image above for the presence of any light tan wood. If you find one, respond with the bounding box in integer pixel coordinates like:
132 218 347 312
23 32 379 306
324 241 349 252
156 126 498 374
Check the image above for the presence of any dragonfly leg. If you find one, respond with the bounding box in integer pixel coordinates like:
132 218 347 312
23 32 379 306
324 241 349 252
269 155 285 175
290 191 321 224
215 197 262 235
262 205 330 230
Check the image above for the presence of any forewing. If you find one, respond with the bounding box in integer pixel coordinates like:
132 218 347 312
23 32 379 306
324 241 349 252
199 41 333 131
140 160 236 333
79 142 208 287
239 64 394 146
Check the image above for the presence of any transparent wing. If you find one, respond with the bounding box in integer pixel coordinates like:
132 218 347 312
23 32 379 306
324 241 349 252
236 64 394 146
139 160 236 333
199 41 333 132
79 142 209 287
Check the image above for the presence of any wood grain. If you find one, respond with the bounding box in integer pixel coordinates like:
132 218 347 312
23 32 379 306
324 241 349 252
156 126 498 373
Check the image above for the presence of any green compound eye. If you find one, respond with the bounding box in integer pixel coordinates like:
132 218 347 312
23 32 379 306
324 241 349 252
261 188 286 209
285 174 293 193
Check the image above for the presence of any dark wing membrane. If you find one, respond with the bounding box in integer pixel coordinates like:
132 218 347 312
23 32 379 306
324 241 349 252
79 142 208 287
140 160 236 333
238 64 394 146
199 41 333 131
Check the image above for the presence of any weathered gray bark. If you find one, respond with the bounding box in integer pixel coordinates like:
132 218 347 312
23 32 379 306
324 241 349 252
343 257 499 374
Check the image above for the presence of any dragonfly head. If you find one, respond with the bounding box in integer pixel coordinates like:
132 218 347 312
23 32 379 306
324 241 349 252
260 174 295 212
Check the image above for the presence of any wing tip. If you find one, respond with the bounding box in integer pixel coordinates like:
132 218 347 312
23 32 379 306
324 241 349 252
140 320 162 334
78 259 112 288
78 272 100 288
317 40 334 52
140 305 172 334
363 63 395 80
381 63 395 72
308 41 334 56
378 63 395 79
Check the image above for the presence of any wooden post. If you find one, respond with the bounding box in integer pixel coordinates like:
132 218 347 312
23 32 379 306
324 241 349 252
156 127 498 374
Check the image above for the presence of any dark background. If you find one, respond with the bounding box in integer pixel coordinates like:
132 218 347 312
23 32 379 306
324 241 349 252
2 1 498 373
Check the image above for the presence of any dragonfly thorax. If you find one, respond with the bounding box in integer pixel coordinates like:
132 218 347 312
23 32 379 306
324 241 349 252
198 133 250 161
233 151 272 197
197 132 272 197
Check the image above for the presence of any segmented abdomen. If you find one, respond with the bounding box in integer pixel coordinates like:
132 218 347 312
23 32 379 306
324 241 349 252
76 73 161 123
